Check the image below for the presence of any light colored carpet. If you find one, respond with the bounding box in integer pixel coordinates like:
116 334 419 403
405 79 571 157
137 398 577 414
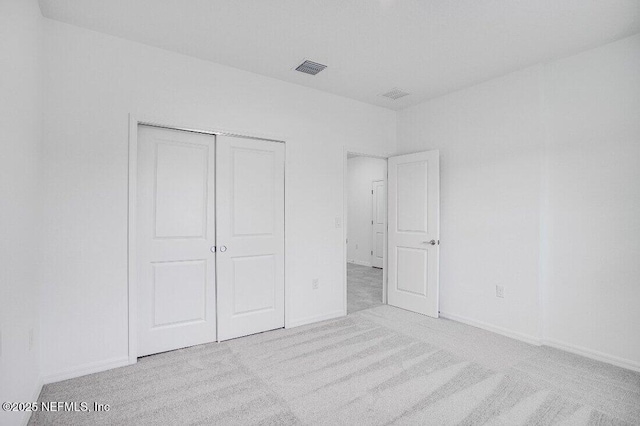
347 263 383 314
30 306 640 425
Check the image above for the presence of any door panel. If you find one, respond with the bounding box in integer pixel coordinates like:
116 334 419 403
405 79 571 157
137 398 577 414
232 255 276 315
396 161 428 233
137 125 216 356
374 232 384 259
232 149 275 236
152 260 207 326
388 151 439 317
371 180 385 268
216 136 285 341
396 247 427 296
154 142 208 238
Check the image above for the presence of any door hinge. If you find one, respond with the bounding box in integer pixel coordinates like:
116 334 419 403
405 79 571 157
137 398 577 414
371 250 373 255
371 190 374 194
371 220 374 225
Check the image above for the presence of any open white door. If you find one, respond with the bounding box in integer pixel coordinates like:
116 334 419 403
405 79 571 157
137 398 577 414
216 136 285 341
136 126 217 357
371 180 385 268
387 150 439 317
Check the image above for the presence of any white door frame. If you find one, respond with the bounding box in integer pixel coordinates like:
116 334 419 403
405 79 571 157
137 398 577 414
343 149 389 314
128 114 287 364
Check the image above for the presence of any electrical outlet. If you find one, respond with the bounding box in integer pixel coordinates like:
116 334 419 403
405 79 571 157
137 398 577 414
312 278 319 290
496 285 505 299
29 327 34 351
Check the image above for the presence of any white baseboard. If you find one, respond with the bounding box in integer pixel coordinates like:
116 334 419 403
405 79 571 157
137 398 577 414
440 311 640 373
43 356 131 384
543 337 640 373
286 310 345 328
22 376 43 426
440 312 542 346
348 259 372 267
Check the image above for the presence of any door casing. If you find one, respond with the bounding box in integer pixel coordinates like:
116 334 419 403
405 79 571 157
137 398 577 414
128 114 287 364
343 149 440 316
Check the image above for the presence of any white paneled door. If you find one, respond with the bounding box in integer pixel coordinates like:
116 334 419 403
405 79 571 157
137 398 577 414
387 150 440 317
136 126 217 357
371 180 385 268
216 136 285 341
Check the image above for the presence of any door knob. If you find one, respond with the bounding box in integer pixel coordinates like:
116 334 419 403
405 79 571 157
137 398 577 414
210 246 216 253
423 240 436 245
219 246 227 252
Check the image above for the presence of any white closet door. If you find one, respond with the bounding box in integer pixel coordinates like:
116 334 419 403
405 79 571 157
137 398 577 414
216 136 285 341
371 180 385 268
136 126 217 357
387 150 440 317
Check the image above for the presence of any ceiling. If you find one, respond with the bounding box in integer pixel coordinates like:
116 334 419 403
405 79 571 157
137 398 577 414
38 0 640 110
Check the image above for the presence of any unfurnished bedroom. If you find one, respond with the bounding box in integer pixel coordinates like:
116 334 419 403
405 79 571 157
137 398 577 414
1 1 639 425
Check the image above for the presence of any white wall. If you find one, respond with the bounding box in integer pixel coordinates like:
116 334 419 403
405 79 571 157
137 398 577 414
347 157 387 266
398 34 640 368
0 0 43 424
541 35 640 366
40 19 396 380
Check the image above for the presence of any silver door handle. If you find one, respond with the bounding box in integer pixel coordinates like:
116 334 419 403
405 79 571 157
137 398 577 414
210 246 216 253
422 240 436 245
219 246 227 252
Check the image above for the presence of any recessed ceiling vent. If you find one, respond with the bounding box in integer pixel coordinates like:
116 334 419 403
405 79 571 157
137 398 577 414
381 88 410 100
295 60 327 75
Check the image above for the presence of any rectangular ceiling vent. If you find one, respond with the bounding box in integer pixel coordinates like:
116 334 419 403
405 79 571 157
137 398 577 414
295 60 327 75
381 88 410 100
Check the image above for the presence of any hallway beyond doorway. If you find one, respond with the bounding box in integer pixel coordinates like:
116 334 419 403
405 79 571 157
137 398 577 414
347 263 383 314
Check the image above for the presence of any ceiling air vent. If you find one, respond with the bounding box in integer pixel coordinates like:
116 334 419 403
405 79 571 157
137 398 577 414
295 60 327 75
381 88 410 100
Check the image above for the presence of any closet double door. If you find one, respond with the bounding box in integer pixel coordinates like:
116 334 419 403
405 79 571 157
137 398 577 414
136 125 284 357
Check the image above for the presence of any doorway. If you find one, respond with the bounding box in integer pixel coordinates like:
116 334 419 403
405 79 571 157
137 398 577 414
345 154 387 314
343 149 441 319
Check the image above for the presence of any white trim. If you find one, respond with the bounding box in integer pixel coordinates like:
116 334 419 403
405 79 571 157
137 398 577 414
441 312 640 373
287 310 344 328
132 113 289 144
283 142 290 329
42 356 131 385
128 113 288 359
440 312 542 346
349 259 372 267
22 376 43 426
343 149 348 316
543 338 640 373
127 115 138 365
